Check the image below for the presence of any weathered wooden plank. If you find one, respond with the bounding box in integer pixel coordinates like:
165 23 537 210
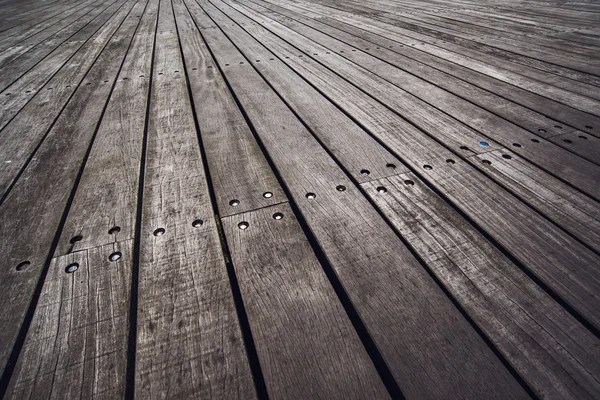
56 0 157 256
208 3 600 332
0 0 142 380
228 0 600 202
173 0 285 216
188 2 530 398
1 1 157 397
281 0 600 122
0 0 134 197
222 203 390 399
244 0 599 154
0 0 100 57
4 241 134 399
361 173 600 399
135 0 255 397
190 1 404 183
0 0 126 127
0 0 104 70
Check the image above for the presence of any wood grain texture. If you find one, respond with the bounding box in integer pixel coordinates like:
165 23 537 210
222 203 390 399
173 0 285 216
55 0 158 256
225 0 600 201
5 241 134 399
362 173 600 399
135 0 255 397
0 0 141 378
0 0 127 131
189 3 529 397
209 7 600 332
0 0 134 198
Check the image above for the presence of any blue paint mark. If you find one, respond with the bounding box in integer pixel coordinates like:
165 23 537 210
480 141 489 147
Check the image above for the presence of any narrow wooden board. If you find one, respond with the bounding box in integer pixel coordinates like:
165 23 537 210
188 3 529 398
173 0 285 216
55 0 158 256
0 0 142 379
4 241 134 399
0 0 135 197
0 0 128 129
135 0 256 397
205 5 600 332
222 203 390 399
226 0 600 201
361 173 600 399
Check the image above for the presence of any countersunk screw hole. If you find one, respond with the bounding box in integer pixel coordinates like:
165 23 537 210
109 252 122 262
376 186 387 193
108 226 121 234
360 169 370 175
273 212 284 220
336 185 346 191
446 159 455 164
538 129 546 133
585 125 593 129
502 154 512 159
554 125 562 129
153 228 165 236
460 146 470 150
70 235 83 244
386 163 396 169
579 135 588 139
192 219 204 227
16 261 30 271
404 180 415 185
263 192 273 198
229 199 240 206
512 143 522 147
238 221 249 230
423 164 433 170
531 139 540 143
306 192 316 199
65 263 79 273
482 159 492 165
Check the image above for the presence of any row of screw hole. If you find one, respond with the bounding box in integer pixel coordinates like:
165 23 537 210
65 251 122 273
230 192 273 207
238 212 284 230
360 163 397 176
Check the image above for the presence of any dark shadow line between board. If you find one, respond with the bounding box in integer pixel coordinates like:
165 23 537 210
173 1 270 398
0 0 147 395
229 2 600 341
194 1 406 398
126 0 160 397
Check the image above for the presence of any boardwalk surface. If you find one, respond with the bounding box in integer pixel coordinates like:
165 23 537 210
0 0 599 398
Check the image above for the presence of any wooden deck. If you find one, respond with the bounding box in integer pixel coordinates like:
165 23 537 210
0 0 599 397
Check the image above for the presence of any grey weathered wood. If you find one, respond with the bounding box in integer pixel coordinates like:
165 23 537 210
362 173 600 399
135 0 256 397
188 2 530 397
173 0 285 216
0 0 106 71
243 0 600 155
0 0 127 129
227 0 600 202
0 0 100 61
4 241 134 399
0 0 142 380
56 0 158 256
222 203 390 399
209 5 600 332
0 0 134 198
193 1 405 183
